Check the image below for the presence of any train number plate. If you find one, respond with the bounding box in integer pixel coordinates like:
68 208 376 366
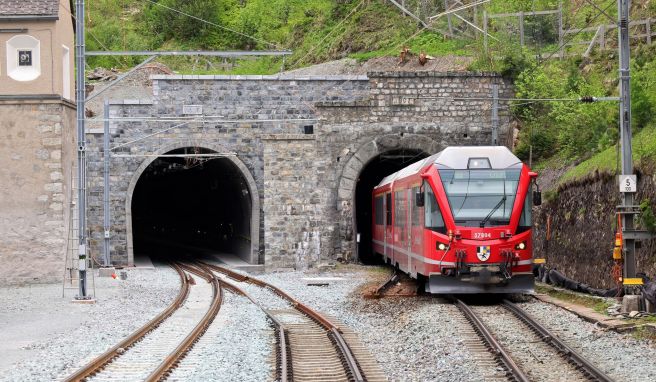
473 232 492 239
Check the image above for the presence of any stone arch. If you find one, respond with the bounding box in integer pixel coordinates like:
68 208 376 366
336 133 441 260
125 140 260 266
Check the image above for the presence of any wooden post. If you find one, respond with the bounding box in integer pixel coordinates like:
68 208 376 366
444 0 454 35
647 18 652 44
558 3 564 59
483 10 488 52
519 11 525 47
600 24 606 49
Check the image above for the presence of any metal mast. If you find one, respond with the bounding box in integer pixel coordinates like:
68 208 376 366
75 0 89 299
617 0 635 283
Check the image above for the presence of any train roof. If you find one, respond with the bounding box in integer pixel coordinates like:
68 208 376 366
374 146 522 189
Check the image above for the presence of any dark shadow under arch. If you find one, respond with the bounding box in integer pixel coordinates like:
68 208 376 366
354 149 430 264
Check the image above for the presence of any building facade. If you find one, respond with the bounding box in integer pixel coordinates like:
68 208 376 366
0 0 76 284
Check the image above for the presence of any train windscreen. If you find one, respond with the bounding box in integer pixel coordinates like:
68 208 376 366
439 169 521 227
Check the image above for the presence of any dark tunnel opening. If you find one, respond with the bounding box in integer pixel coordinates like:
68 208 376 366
132 148 253 263
355 149 429 265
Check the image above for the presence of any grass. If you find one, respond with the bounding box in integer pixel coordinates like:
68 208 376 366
535 283 613 315
559 124 656 184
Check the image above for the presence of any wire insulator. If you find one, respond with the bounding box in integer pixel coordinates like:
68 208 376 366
580 96 595 103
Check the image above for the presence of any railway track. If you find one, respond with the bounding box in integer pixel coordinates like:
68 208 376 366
64 262 223 382
201 261 386 382
453 297 614 382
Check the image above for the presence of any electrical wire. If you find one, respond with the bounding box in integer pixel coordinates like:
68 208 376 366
291 0 366 67
537 0 615 64
141 0 279 49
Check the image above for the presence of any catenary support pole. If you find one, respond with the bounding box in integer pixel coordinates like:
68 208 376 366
492 84 499 145
75 0 89 299
618 0 636 284
103 100 110 266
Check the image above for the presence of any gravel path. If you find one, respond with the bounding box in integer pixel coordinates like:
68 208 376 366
168 292 274 382
520 300 656 382
0 267 180 382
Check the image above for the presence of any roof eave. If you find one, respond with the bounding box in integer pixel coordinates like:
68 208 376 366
0 15 59 21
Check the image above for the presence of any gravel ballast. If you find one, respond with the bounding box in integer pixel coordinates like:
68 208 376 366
258 268 487 382
520 300 656 382
168 292 274 382
2 263 655 382
0 266 179 382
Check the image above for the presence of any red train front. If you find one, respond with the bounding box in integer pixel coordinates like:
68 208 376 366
372 146 540 294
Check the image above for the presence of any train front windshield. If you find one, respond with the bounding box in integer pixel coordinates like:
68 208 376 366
439 169 521 227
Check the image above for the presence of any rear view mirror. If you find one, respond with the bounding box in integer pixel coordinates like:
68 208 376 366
415 190 425 207
533 190 542 206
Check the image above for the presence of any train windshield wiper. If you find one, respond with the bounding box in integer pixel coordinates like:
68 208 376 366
479 195 506 228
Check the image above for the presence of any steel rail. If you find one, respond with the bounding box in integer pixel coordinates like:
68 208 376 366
210 273 290 382
146 262 223 381
501 300 615 382
63 263 191 382
373 269 399 297
201 261 365 382
453 298 530 382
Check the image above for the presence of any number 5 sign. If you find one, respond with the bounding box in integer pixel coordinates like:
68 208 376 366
619 175 637 193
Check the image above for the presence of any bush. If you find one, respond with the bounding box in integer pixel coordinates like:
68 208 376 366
141 0 221 44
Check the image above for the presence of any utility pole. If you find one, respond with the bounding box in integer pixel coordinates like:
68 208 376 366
75 0 89 299
103 100 111 266
618 0 635 281
491 84 499 145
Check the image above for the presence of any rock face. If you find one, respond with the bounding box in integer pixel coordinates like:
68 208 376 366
533 168 656 289
86 71 514 270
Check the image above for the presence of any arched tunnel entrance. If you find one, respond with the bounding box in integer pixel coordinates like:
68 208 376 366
354 149 429 264
131 148 255 264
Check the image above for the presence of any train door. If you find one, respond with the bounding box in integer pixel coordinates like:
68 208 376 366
393 188 409 272
385 192 393 262
405 188 413 273
409 185 424 278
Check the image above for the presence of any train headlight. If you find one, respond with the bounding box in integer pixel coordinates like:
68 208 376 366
515 242 526 250
437 243 447 251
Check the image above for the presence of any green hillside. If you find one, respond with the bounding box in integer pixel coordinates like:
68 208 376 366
85 1 656 182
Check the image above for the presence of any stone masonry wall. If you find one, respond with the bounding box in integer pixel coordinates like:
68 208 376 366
86 76 370 266
0 100 75 285
86 72 514 270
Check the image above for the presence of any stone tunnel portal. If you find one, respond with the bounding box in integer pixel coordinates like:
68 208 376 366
354 149 429 264
131 148 254 264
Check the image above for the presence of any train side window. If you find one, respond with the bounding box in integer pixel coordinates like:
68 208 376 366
411 186 420 227
374 196 384 225
517 190 532 233
394 191 405 227
385 193 392 225
424 181 446 233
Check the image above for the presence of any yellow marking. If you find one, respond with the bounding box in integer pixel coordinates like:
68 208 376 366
623 278 644 286
533 258 546 264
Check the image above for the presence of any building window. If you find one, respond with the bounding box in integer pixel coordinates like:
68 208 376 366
62 45 71 99
6 35 41 81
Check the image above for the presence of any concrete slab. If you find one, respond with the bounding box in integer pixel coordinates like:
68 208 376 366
98 267 116 277
202 252 265 273
133 254 155 269
534 294 634 330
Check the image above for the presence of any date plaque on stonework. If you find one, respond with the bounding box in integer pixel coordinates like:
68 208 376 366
182 105 203 115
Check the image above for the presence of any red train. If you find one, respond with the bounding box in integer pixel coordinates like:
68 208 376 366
372 146 540 294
